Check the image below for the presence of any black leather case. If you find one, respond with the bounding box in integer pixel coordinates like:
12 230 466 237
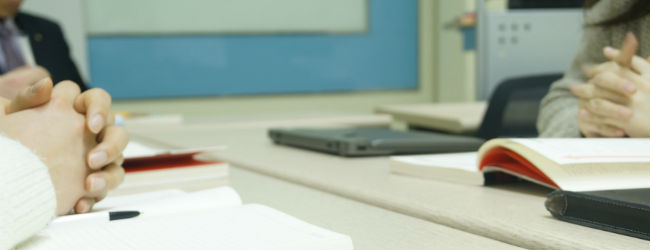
545 188 650 240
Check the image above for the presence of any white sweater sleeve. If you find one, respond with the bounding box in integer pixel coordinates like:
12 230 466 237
0 135 57 250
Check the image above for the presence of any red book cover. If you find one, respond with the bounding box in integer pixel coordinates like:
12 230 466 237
123 152 222 173
479 146 559 188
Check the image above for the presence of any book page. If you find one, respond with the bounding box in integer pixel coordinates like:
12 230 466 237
92 189 186 211
49 187 242 226
392 152 478 172
20 204 353 250
123 141 227 160
123 141 162 159
511 138 650 165
390 152 483 186
486 138 650 191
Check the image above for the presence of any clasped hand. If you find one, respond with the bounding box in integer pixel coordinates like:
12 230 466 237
0 78 128 215
570 33 650 138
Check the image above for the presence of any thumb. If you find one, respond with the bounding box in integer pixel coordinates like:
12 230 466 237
4 77 53 114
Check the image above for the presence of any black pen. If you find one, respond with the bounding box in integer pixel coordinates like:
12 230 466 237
108 211 141 221
50 210 141 228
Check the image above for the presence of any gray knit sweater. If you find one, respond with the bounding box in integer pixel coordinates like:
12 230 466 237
537 0 650 137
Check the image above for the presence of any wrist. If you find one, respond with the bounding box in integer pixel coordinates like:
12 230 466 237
0 135 57 247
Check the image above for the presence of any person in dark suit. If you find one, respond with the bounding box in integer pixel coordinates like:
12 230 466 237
0 0 86 99
14 12 85 87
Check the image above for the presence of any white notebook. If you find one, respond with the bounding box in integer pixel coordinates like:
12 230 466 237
18 187 354 250
390 152 482 185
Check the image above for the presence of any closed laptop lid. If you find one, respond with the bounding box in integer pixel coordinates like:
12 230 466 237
269 128 485 156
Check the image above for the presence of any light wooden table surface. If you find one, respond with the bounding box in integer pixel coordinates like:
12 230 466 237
124 129 520 249
229 167 520 249
127 116 649 250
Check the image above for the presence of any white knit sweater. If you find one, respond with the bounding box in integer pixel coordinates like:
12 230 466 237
0 135 56 250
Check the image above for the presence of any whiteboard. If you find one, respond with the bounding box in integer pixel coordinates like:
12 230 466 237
85 0 368 35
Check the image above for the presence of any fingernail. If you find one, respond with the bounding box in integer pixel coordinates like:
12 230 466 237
623 82 636 93
89 151 107 168
579 109 589 117
615 130 625 137
90 177 106 192
89 114 104 133
619 107 632 118
603 46 615 55
30 78 49 94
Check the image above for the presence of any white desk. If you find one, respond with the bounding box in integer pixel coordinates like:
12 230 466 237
121 132 520 249
229 167 519 249
127 116 649 250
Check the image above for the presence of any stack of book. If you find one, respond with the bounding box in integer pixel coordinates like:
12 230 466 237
112 141 229 196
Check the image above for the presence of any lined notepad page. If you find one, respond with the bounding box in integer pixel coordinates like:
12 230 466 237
20 205 353 250
19 187 353 250
91 189 186 211
50 187 242 227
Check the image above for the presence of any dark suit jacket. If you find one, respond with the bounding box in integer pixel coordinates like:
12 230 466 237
13 12 87 90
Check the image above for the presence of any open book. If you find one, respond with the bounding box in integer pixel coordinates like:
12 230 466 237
479 138 650 191
18 187 354 250
113 141 230 196
391 138 650 191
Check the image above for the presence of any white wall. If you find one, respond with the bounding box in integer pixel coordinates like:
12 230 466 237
433 0 507 103
434 0 471 102
85 0 368 35
20 0 88 82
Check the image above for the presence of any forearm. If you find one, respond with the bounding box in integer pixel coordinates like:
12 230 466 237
0 135 56 250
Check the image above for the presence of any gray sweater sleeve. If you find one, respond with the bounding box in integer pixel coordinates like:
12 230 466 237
537 0 648 137
537 25 609 137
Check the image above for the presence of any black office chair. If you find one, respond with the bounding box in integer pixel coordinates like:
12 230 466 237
476 73 563 140
508 0 586 9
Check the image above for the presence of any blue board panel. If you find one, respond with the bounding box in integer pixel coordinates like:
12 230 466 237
88 0 418 99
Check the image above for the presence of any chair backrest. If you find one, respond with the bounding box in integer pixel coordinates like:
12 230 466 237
508 0 586 9
476 73 562 140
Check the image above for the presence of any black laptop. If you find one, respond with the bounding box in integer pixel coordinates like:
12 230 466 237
268 127 485 157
